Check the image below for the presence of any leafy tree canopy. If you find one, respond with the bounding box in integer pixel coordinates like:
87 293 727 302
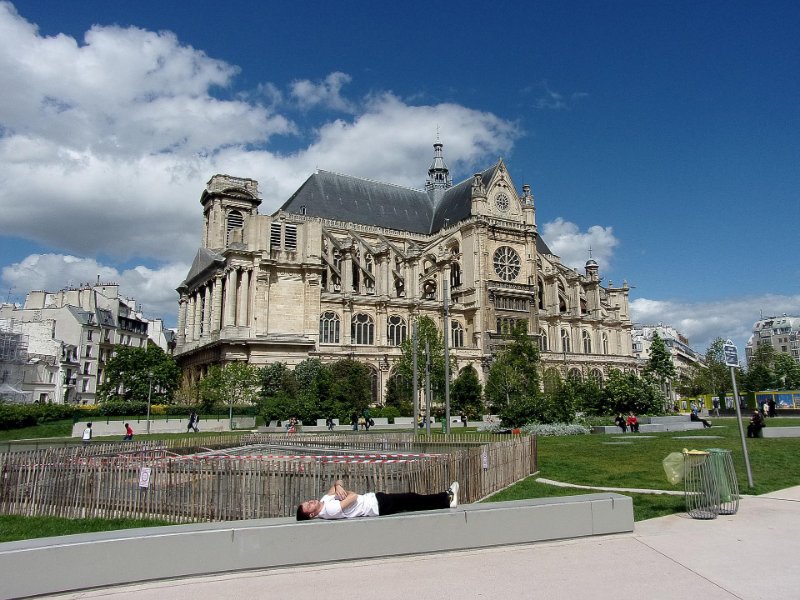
97 345 180 403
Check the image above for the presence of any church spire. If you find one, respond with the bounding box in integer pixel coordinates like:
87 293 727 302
425 135 452 192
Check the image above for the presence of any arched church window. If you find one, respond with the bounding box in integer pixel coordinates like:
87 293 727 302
539 328 548 352
582 330 592 354
387 315 407 346
568 368 582 381
451 321 465 348
537 277 545 310
561 329 571 353
352 313 374 345
602 333 609 355
591 369 604 387
319 312 340 344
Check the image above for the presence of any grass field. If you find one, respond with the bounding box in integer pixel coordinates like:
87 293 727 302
1 416 798 541
488 416 800 520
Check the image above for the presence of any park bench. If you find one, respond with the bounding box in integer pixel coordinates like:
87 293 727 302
0 492 633 599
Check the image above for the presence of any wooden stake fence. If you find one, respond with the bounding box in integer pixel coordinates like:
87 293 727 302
0 434 537 522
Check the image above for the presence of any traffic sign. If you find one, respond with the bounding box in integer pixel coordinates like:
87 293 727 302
723 339 739 367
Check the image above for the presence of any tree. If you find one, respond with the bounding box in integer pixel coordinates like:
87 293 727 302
773 353 800 389
699 338 732 400
328 359 373 418
601 369 662 415
97 345 180 403
395 315 452 411
560 376 604 416
384 371 413 415
643 332 676 407
450 366 483 418
198 362 261 417
485 322 548 426
743 345 777 391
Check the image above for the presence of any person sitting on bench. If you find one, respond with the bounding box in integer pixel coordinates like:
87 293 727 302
626 413 639 433
296 479 459 521
747 410 765 438
614 413 627 433
690 407 712 428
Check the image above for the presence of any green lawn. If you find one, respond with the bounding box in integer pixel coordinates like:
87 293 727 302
487 417 800 520
0 515 172 543
2 416 799 539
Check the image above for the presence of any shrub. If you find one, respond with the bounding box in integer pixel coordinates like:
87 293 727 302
369 406 400 421
521 422 591 436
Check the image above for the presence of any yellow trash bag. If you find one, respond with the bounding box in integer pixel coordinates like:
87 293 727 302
662 451 685 485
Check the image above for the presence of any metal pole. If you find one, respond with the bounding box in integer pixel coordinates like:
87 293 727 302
443 274 451 434
412 320 419 433
425 339 431 436
730 366 754 488
146 372 152 435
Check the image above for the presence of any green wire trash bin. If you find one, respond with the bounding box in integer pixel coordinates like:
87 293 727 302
683 450 718 519
706 448 740 515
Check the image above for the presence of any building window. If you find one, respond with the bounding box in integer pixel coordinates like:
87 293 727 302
85 346 92 358
591 369 604 387
352 313 374 345
539 329 548 352
387 315 407 346
582 330 592 354
270 222 282 248
451 321 465 348
450 262 462 289
568 368 582 381
561 329 571 353
319 311 340 344
493 246 521 281
602 333 609 355
83 362 91 375
86 330 93 341
285 224 297 250
227 210 244 242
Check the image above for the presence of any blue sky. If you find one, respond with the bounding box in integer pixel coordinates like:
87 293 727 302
1 0 798 356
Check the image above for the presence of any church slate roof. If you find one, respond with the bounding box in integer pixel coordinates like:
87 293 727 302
179 248 226 289
280 170 433 234
430 163 498 232
279 164 555 256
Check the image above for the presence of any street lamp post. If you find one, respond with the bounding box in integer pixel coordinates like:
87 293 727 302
146 371 153 436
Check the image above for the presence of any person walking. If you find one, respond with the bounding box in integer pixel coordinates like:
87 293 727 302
187 411 199 433
82 422 92 446
123 422 133 440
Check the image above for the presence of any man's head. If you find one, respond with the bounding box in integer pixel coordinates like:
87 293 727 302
296 499 322 521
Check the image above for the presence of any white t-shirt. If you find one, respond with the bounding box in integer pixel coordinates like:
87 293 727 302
82 427 92 441
318 493 380 519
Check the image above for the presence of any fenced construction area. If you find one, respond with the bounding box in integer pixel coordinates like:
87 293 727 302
0 433 537 522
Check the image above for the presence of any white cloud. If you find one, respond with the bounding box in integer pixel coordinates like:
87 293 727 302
630 294 800 356
0 4 520 269
290 72 357 113
2 254 187 321
541 218 618 271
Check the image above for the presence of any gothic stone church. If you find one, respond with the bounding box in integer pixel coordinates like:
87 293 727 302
175 142 637 403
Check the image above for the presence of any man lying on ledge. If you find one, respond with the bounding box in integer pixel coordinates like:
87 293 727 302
296 479 459 521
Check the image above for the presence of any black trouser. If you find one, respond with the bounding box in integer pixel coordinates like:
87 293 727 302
375 491 449 516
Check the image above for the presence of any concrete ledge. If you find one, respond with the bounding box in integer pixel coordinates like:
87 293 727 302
762 426 800 438
0 493 632 599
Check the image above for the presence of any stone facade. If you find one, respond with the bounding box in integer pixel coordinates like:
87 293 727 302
175 144 637 403
0 284 150 404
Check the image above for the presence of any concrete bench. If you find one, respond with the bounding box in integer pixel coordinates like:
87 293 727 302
315 419 340 427
762 426 800 438
0 492 632 599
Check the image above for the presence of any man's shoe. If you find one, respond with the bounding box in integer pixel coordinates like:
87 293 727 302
448 481 459 508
